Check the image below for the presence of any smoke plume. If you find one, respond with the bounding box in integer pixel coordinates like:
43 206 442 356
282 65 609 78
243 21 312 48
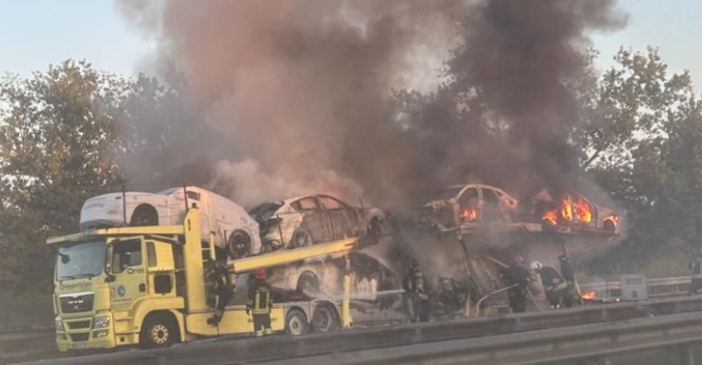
116 0 626 206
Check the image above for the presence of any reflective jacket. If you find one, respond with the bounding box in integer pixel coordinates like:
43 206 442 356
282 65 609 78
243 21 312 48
247 280 273 315
403 267 425 294
539 267 568 293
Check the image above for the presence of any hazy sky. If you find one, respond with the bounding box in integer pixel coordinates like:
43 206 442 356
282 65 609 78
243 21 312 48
1 0 701 90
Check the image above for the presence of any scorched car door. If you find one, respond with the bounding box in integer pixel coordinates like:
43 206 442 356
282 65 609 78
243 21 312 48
294 197 329 243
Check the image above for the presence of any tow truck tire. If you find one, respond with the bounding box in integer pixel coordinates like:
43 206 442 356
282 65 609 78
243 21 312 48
140 313 178 349
285 309 309 336
312 303 340 333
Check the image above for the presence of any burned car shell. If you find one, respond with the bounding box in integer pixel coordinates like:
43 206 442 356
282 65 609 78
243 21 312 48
420 184 520 230
79 186 262 257
250 194 384 252
266 251 401 307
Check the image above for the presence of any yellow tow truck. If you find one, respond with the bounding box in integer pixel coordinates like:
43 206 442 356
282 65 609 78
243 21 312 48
49 208 355 351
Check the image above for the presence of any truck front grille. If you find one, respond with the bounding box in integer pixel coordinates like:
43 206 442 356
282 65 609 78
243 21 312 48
70 333 90 342
60 293 94 314
67 320 92 329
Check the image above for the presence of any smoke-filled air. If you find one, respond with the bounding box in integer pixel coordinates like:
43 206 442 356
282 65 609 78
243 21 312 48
116 0 627 207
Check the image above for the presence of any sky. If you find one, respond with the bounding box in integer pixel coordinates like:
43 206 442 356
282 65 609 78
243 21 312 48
1 0 701 91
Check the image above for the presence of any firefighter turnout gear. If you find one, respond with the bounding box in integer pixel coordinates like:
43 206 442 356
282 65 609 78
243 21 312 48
559 255 582 305
535 265 571 309
207 260 234 326
501 261 532 313
403 260 429 322
690 251 702 295
247 274 273 336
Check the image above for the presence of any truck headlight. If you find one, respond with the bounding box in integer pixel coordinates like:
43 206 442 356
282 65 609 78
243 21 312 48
93 317 110 329
55 319 64 332
93 329 109 338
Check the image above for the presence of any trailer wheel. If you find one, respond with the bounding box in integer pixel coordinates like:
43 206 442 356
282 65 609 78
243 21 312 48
312 303 339 333
139 313 178 349
285 309 309 336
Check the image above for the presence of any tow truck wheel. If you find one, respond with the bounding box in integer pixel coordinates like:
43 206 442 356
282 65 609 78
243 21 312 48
312 303 339 333
285 309 309 336
140 313 178 349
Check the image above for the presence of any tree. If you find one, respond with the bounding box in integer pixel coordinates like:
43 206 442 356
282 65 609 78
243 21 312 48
0 60 127 290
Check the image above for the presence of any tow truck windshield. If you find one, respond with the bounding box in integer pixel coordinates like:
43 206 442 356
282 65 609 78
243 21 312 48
56 240 107 281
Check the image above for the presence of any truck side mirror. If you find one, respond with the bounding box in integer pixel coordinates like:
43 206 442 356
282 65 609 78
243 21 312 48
105 242 116 283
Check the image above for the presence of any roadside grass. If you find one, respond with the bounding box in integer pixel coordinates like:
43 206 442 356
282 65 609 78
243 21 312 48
0 290 53 330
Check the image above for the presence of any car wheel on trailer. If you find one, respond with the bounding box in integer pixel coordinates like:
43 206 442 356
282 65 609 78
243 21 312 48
130 205 159 227
228 230 252 258
296 271 320 298
312 303 339 333
291 228 314 248
139 313 178 349
285 309 309 336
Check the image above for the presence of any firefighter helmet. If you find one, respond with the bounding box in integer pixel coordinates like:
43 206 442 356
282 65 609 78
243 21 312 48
530 261 543 272
255 268 266 280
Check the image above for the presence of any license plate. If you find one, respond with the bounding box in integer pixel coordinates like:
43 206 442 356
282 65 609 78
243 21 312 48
73 343 87 350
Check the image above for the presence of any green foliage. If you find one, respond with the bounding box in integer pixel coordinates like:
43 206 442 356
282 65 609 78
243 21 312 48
0 60 127 290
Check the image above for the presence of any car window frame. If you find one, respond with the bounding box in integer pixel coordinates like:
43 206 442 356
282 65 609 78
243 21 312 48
317 195 349 210
291 197 321 211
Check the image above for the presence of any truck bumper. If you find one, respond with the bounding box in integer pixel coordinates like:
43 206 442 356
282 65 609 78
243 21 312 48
56 314 118 352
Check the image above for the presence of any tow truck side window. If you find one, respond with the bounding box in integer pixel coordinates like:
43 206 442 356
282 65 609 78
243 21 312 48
112 239 142 274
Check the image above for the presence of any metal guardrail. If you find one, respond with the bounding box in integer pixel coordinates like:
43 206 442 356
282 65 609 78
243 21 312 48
581 275 691 298
5 276 698 364
16 294 702 365
266 310 702 365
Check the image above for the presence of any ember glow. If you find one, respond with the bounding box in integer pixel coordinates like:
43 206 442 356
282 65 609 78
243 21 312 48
582 291 595 300
461 209 478 222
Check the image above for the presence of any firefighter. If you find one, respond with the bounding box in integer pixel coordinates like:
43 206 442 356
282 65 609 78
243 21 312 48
437 277 463 319
558 254 582 305
207 259 234 326
247 268 273 336
403 259 429 322
531 261 571 309
501 256 532 313
689 247 702 295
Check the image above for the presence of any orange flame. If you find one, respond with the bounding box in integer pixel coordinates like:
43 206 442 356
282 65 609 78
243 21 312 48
561 195 573 221
582 291 595 300
461 209 478 222
574 196 592 223
542 210 558 226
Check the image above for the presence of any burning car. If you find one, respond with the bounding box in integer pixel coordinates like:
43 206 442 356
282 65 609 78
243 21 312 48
536 191 618 235
249 194 385 252
80 186 262 258
419 184 520 230
419 184 618 235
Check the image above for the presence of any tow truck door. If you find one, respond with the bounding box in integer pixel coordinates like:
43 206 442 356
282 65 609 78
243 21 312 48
107 237 148 309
